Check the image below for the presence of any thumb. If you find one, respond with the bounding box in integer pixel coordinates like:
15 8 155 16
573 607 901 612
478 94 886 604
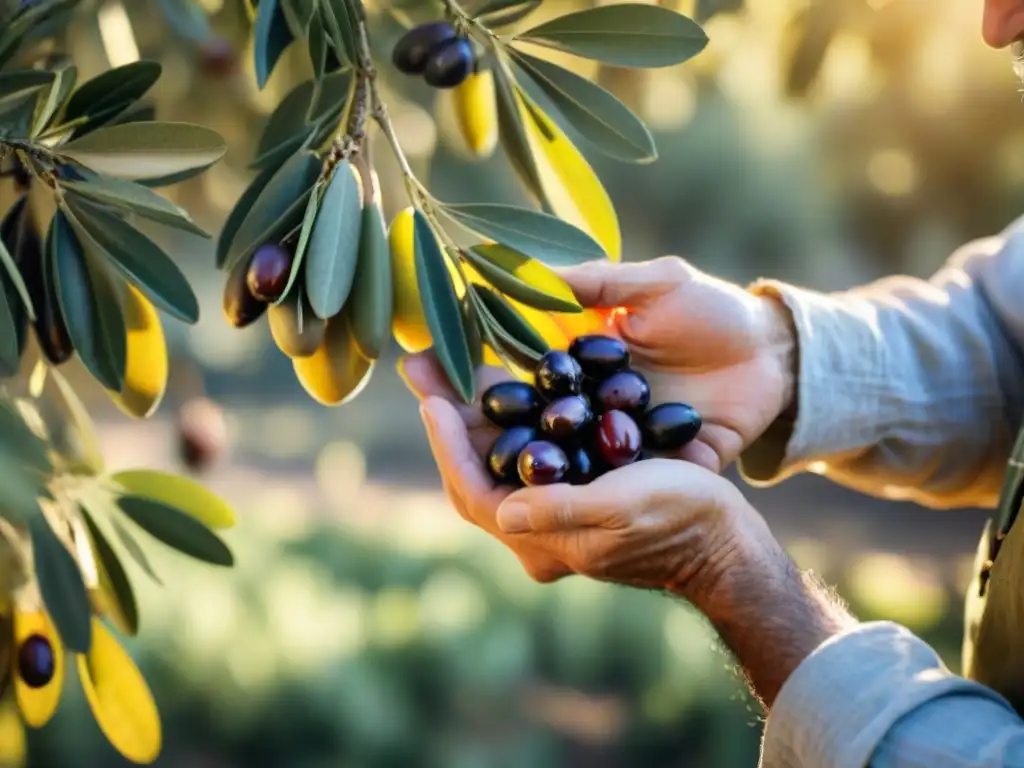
496 483 611 534
555 257 686 309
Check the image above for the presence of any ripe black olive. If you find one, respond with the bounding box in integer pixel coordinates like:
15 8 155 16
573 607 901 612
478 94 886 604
392 21 457 75
518 440 569 487
424 38 474 88
223 255 268 328
595 410 642 468
594 369 650 417
569 335 630 380
642 403 702 451
535 350 583 400
17 634 55 689
539 395 592 444
566 445 599 485
481 381 544 429
246 243 292 302
488 426 536 485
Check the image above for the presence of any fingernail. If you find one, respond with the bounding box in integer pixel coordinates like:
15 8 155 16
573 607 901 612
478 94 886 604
496 502 530 533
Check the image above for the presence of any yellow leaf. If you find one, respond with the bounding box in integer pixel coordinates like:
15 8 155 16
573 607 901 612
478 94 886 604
109 286 168 420
0 700 26 767
13 610 63 728
515 88 621 262
453 71 498 159
109 470 237 530
294 313 375 406
77 619 161 765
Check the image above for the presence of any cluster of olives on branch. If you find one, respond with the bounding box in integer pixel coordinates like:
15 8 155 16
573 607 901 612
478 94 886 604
392 21 476 89
482 335 702 488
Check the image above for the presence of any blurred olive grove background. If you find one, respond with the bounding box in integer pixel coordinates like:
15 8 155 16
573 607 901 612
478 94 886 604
7 0 1020 764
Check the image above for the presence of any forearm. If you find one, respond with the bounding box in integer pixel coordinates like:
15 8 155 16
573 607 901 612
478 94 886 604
740 233 1024 509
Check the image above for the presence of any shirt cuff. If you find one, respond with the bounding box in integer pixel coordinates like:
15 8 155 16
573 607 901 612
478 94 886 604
760 621 1013 768
739 280 887 485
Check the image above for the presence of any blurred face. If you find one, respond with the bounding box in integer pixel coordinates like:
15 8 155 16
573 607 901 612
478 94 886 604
983 0 1024 48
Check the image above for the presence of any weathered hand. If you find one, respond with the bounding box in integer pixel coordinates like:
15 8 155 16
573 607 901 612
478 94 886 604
556 257 797 472
401 353 572 583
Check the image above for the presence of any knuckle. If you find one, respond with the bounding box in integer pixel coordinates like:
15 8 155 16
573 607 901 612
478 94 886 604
653 255 692 284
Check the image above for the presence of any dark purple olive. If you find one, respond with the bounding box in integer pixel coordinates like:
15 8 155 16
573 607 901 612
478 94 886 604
223 256 268 328
595 410 642 468
539 395 592 444
17 634 55 689
566 445 599 485
488 425 536 485
569 335 630 380
481 381 544 428
518 440 569 486
594 369 650 416
198 37 238 77
246 243 292 302
424 38 474 88
392 21 457 75
535 350 583 400
643 403 702 451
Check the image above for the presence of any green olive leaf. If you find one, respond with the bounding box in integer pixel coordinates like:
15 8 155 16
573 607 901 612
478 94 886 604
492 60 547 207
61 61 162 137
472 283 549 357
254 0 294 89
252 79 316 170
413 211 474 402
319 0 357 65
216 164 278 269
58 121 227 182
442 202 606 265
464 244 581 313
224 150 321 273
512 50 656 163
515 4 708 69
31 62 76 137
471 285 543 369
0 263 18 377
115 495 234 567
51 209 127 392
474 0 541 27
0 203 36 322
305 161 361 319
110 469 237 529
79 503 139 637
348 202 391 360
29 512 92 653
274 180 322 304
60 175 209 237
155 0 215 44
63 195 200 325
110 516 162 585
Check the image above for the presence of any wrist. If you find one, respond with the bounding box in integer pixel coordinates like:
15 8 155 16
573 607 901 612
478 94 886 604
754 291 798 424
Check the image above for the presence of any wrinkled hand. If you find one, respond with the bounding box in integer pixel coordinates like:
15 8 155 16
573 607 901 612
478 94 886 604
401 354 780 602
557 257 797 472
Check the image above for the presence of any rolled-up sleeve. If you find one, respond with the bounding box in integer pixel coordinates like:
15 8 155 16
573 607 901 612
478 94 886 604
739 224 1024 510
761 621 1024 768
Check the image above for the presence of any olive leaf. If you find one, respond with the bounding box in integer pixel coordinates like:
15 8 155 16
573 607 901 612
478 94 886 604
512 51 656 163
0 70 54 97
0 82 44 138
48 366 104 474
115 496 234 567
348 202 391 360
0 206 36 322
60 175 209 237
307 69 352 125
274 180 322 303
31 62 76 137
50 210 127 392
471 286 542 369
0 268 17 377
474 0 541 27
110 469 237 529
111 516 162 585
442 203 606 266
319 0 358 65
223 150 321 273
29 512 92 653
472 284 549 357
61 61 162 138
0 0 77 68
305 161 361 319
464 244 581 313
58 121 227 182
493 61 546 206
413 211 474 402
252 79 316 171
63 195 200 325
216 164 278 269
254 0 294 89
515 5 708 69
155 0 215 44
80 503 139 637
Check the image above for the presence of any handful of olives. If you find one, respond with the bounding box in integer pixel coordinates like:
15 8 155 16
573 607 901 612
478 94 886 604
482 335 702 488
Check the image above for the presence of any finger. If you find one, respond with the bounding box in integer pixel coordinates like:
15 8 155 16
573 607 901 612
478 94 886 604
554 257 688 309
420 395 507 526
495 479 624 534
